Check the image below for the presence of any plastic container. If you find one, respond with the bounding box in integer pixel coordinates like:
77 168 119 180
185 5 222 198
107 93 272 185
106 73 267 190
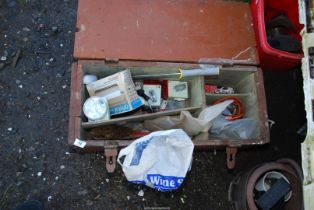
255 171 292 202
250 0 303 71
83 96 110 122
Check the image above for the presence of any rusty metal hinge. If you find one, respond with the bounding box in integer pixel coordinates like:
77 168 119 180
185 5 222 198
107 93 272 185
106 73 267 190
104 144 118 173
104 58 119 64
226 147 238 169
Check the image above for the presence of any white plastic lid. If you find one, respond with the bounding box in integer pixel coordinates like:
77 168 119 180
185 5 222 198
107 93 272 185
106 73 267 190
83 96 108 121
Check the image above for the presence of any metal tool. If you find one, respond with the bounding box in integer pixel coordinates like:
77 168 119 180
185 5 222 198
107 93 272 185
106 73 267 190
132 66 219 80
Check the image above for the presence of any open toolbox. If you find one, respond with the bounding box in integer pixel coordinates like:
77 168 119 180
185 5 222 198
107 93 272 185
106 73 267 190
68 0 270 172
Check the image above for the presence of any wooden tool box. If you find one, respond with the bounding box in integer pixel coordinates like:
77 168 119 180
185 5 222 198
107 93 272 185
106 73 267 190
69 0 270 172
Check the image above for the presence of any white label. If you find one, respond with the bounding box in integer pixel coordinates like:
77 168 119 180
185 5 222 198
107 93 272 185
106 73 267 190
73 138 87 148
298 0 306 25
160 99 168 110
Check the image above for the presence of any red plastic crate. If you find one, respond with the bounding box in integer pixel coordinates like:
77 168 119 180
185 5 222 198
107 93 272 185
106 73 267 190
250 0 304 71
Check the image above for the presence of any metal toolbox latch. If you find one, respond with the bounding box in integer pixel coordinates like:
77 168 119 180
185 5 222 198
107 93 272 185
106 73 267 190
104 143 118 173
226 147 238 169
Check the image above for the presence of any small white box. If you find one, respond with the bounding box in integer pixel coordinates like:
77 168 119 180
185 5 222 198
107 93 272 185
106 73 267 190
143 84 162 107
168 81 188 99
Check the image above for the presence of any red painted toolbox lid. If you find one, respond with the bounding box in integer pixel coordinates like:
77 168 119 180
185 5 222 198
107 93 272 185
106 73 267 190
74 0 258 64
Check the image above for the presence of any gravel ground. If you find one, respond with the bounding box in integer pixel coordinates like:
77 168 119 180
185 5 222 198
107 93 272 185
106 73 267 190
0 1 305 209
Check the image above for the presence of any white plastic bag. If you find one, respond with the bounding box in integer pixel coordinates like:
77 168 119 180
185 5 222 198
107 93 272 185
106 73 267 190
143 100 233 136
117 129 194 192
209 109 258 139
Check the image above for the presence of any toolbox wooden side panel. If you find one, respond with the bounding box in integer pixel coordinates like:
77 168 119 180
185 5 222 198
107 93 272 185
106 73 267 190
255 68 270 143
68 62 83 146
68 62 77 145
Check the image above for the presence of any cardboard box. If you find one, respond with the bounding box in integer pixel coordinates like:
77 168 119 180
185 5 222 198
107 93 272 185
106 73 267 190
86 69 144 116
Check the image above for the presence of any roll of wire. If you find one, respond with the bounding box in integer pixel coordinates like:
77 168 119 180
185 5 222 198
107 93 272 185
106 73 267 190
213 96 244 121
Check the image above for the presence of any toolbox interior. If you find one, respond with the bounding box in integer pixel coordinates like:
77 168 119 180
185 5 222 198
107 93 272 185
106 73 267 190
205 69 261 139
79 63 262 141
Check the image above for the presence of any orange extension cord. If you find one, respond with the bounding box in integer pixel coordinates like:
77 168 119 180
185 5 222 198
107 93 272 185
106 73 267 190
213 96 244 121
